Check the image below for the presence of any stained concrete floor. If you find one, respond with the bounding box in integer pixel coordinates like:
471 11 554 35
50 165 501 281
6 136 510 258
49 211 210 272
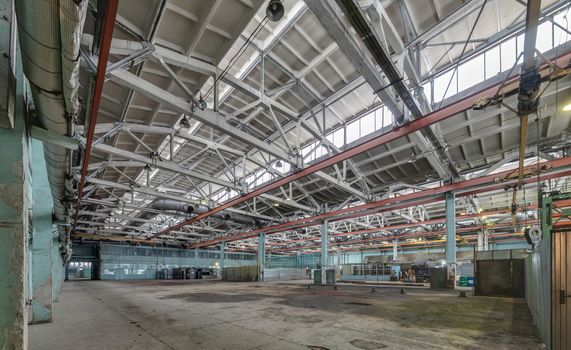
29 280 543 350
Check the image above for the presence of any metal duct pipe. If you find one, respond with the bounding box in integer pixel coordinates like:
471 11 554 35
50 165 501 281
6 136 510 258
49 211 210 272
151 199 194 214
127 201 267 230
15 0 87 261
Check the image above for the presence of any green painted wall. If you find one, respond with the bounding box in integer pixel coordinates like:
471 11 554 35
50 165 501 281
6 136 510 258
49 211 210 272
0 44 29 349
30 140 54 323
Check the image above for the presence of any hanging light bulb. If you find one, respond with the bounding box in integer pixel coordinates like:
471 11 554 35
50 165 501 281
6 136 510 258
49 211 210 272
195 90 207 110
180 116 191 128
266 0 284 22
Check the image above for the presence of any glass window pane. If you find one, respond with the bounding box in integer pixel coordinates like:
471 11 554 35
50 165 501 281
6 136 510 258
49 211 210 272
458 55 484 92
536 21 553 53
360 112 375 137
333 128 345 148
500 38 516 72
433 69 456 102
346 120 360 143
485 45 501 79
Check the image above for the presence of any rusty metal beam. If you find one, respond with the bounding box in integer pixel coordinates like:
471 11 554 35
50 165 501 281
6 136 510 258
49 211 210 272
189 157 571 247
147 49 571 241
73 0 118 228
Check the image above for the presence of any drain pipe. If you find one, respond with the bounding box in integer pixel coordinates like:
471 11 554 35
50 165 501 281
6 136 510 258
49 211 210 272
73 0 119 227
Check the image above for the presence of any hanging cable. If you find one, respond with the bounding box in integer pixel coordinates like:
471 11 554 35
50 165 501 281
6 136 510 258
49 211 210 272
438 0 488 109
204 17 269 100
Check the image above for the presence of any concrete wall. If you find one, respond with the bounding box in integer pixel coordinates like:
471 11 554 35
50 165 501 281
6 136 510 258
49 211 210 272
0 17 30 348
524 236 551 348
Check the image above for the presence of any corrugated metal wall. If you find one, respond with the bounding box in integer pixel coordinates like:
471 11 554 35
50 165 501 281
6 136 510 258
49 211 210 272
524 236 551 348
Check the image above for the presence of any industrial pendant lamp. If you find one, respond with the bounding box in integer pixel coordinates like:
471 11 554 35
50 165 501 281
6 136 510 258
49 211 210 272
266 0 284 22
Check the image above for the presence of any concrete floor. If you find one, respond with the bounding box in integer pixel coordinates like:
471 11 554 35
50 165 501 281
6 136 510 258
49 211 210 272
29 280 543 350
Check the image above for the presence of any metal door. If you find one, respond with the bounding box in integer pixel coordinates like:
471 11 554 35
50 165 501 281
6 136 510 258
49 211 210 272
552 232 571 350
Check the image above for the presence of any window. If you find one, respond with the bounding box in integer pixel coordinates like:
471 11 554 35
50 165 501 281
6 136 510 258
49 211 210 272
433 69 457 103
485 45 501 79
536 21 554 53
500 37 516 72
360 112 375 137
458 55 484 92
346 119 360 144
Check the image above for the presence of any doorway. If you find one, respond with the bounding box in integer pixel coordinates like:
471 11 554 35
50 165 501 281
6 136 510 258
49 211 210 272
67 261 93 280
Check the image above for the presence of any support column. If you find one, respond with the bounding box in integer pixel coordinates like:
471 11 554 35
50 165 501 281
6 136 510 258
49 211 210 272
392 239 398 261
258 233 265 282
477 230 484 251
52 237 64 300
320 221 328 285
0 49 29 348
445 192 456 288
219 241 225 279
483 229 489 251
30 140 53 323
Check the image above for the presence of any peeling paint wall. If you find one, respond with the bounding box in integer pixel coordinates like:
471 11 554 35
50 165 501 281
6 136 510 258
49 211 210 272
0 3 30 346
0 57 29 350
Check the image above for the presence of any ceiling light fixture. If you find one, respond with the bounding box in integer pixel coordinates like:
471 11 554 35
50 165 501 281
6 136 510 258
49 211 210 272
266 0 284 22
407 153 417 163
180 116 191 128
563 102 571 112
194 90 207 110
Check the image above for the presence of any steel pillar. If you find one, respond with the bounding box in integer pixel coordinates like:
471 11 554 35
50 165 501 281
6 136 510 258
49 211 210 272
477 231 484 251
445 192 457 288
320 221 328 285
219 241 225 274
445 192 456 264
51 236 64 301
258 233 265 282
392 239 398 261
30 140 54 323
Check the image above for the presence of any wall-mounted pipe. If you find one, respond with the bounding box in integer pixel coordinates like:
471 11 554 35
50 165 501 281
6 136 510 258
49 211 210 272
15 0 88 261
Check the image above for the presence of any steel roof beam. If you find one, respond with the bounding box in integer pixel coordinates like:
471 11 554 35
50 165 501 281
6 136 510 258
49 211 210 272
190 156 571 247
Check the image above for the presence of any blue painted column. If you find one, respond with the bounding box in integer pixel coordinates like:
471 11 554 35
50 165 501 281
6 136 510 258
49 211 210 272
445 192 456 264
320 221 328 284
445 192 456 288
30 140 54 323
52 235 64 301
258 233 265 281
0 42 29 348
219 242 225 279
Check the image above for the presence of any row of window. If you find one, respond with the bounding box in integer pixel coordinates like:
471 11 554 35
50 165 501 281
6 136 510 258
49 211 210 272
424 14 569 104
196 9 571 207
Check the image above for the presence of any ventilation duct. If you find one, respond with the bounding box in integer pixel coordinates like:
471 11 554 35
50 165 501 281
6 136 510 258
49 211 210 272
15 0 87 261
126 199 266 230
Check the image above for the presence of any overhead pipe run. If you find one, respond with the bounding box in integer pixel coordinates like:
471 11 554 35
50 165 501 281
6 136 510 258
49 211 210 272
15 0 88 261
127 199 267 231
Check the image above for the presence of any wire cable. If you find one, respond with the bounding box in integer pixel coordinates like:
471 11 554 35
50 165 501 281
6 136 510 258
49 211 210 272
438 0 488 109
204 16 269 100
